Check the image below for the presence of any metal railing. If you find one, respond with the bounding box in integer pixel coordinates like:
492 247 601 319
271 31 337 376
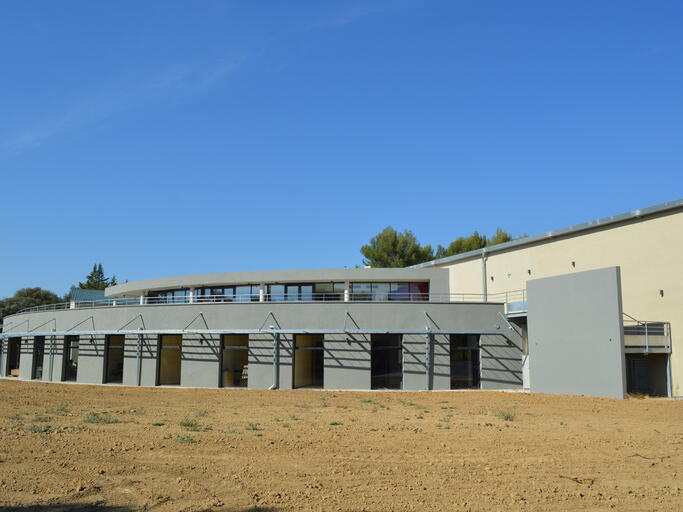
13 289 528 314
623 314 671 352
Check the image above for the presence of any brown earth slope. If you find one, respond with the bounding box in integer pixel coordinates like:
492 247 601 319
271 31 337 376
0 380 681 511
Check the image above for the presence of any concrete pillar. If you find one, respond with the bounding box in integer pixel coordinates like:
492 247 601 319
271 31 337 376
69 301 76 310
189 288 195 304
139 295 145 305
344 281 350 302
259 284 266 302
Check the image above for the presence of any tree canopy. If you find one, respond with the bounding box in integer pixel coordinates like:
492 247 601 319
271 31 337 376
360 227 435 268
0 287 61 319
362 227 518 267
78 263 117 290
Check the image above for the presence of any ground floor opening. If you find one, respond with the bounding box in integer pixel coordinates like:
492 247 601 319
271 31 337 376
63 335 79 382
104 335 124 384
626 353 669 396
221 334 248 387
32 336 46 380
293 334 324 389
371 334 402 390
6 338 21 377
158 334 181 386
450 334 480 389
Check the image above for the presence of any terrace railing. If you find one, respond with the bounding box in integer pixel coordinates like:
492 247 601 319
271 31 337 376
14 289 528 314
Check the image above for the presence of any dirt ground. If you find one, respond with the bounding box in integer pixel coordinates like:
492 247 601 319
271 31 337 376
0 380 681 512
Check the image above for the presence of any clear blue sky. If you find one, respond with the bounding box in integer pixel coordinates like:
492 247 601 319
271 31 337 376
1 1 682 297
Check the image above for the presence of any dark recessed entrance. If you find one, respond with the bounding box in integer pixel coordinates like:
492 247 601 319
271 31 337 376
63 335 79 382
32 336 46 380
104 335 124 384
450 334 480 389
371 334 402 390
6 338 21 377
157 334 181 386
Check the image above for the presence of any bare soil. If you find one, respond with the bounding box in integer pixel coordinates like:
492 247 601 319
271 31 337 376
0 380 681 512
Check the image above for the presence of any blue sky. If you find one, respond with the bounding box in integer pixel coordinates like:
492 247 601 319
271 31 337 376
1 0 682 297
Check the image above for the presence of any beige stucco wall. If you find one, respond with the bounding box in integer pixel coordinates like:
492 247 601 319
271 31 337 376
438 209 683 396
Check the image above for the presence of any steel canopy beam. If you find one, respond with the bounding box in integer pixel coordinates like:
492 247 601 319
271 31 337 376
0 328 510 338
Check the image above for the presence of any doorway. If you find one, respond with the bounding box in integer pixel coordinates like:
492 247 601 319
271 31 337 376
6 338 21 377
62 335 79 381
371 334 402 389
32 336 46 380
157 335 181 386
450 334 480 389
221 334 249 387
104 335 124 383
293 334 324 388
626 354 669 396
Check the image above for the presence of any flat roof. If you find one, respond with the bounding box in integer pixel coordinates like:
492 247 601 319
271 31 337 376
106 267 447 297
411 198 683 268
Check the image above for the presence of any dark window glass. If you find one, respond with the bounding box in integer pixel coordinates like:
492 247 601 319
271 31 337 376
410 282 429 301
350 283 372 301
268 284 285 302
450 334 480 389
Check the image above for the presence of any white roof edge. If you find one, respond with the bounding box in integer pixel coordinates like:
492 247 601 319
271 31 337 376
411 198 683 268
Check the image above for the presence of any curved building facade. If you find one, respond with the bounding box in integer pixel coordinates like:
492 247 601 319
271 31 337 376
0 268 524 391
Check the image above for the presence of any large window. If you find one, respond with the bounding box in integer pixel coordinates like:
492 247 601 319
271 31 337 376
350 282 429 301
195 287 235 302
268 283 344 301
147 289 190 304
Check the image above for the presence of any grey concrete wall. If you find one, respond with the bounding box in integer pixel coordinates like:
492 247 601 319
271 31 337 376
480 333 523 389
3 301 509 390
181 334 221 388
19 337 34 380
323 333 371 390
527 267 626 399
78 335 106 384
122 335 159 387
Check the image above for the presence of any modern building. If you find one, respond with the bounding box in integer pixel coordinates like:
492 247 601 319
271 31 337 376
0 199 679 398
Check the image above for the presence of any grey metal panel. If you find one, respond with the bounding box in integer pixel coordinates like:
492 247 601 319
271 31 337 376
527 267 626 399
106 267 449 297
181 334 221 388
411 199 683 268
323 334 371 390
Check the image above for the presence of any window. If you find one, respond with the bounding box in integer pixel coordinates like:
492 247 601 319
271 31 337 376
351 282 429 301
235 285 260 302
63 335 79 381
313 283 345 301
147 289 189 304
195 287 236 302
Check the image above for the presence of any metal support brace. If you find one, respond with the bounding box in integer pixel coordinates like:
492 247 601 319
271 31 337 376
425 332 432 391
137 328 143 386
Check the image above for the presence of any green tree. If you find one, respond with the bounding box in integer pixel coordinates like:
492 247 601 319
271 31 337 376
361 227 434 267
78 263 117 290
0 288 61 319
488 228 512 246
